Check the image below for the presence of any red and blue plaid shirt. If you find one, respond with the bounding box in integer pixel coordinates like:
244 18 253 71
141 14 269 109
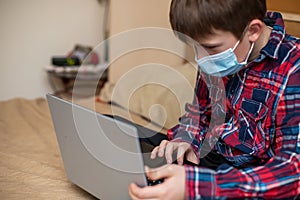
168 12 300 199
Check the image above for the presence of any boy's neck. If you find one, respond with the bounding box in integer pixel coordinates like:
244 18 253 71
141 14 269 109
249 24 272 61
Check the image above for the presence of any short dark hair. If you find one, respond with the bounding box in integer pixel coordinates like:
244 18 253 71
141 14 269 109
170 0 266 42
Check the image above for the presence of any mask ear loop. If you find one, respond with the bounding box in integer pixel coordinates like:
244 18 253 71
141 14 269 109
243 42 255 63
232 23 250 51
232 40 241 51
232 24 254 63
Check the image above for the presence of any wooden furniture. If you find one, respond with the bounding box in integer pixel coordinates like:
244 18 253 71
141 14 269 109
267 0 300 37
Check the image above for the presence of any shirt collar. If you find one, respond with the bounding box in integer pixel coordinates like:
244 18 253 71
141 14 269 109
260 12 286 60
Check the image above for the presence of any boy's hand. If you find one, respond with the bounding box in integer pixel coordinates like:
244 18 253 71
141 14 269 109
129 165 185 200
150 140 199 165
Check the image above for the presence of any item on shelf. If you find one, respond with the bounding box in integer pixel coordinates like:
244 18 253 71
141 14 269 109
67 44 99 65
51 56 81 67
51 44 100 67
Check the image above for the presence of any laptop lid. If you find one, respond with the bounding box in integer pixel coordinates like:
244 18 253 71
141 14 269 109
46 94 148 200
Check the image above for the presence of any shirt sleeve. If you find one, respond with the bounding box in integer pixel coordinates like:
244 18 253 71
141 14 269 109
167 71 212 159
184 67 300 199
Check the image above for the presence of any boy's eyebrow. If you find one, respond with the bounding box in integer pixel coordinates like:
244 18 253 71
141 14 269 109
199 42 222 48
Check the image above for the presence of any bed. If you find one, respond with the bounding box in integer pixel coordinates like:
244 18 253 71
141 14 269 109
0 97 95 199
0 96 172 199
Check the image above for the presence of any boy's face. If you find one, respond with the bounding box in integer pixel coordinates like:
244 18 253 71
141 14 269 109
194 29 251 63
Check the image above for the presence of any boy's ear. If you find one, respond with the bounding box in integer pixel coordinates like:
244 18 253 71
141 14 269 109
246 19 264 42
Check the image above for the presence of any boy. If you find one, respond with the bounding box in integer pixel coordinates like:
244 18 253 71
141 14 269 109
129 0 300 199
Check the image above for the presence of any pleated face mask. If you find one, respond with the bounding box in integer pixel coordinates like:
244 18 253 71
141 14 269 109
195 40 254 77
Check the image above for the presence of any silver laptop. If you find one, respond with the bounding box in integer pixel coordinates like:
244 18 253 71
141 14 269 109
46 94 164 200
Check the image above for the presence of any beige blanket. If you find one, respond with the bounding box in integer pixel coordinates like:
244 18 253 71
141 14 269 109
0 97 165 199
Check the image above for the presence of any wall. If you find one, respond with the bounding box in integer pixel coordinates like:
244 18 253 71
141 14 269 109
0 0 104 100
107 0 187 84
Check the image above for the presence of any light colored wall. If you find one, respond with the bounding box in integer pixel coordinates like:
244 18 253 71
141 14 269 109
0 0 104 100
107 0 187 84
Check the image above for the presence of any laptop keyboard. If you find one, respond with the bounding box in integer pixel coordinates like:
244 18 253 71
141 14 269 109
147 177 164 186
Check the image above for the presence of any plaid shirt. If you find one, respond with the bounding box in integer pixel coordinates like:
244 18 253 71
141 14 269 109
168 12 300 199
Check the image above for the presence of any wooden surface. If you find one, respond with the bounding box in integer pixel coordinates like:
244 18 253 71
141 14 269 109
0 97 166 199
267 0 300 14
0 98 97 199
267 0 300 38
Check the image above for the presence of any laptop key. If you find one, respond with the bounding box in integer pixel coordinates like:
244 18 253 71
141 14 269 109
147 177 164 186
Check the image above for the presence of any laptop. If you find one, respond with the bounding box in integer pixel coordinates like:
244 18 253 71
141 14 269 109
46 94 165 200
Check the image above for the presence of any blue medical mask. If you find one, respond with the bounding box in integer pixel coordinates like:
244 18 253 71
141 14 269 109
195 40 254 77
